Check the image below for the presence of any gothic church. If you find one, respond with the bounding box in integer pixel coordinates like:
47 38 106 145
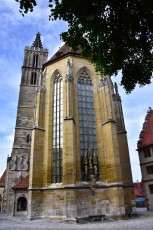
3 33 135 219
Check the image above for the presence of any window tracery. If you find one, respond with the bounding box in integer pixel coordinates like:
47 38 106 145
77 71 99 181
52 73 63 183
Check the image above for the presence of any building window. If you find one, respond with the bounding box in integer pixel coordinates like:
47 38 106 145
149 184 153 194
30 72 37 85
52 73 63 183
78 71 99 181
146 165 153 175
144 149 151 158
17 197 27 211
32 54 38 67
26 134 30 143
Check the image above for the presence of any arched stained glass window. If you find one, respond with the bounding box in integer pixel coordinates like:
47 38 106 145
52 73 63 183
78 71 99 181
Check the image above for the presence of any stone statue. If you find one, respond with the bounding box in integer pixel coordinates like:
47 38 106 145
10 155 17 170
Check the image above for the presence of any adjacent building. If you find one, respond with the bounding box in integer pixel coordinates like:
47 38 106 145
3 33 135 219
137 108 153 210
133 181 146 207
0 170 6 212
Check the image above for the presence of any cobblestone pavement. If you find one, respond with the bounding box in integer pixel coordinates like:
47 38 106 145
0 208 153 230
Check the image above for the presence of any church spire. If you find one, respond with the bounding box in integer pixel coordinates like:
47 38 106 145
32 32 43 48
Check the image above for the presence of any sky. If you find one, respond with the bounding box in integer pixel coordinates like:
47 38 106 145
0 0 153 182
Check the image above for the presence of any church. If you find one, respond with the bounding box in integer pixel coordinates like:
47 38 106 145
3 33 135 220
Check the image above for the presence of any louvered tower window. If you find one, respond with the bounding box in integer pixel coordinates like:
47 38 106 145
52 73 63 183
30 72 37 85
32 54 38 67
78 71 99 181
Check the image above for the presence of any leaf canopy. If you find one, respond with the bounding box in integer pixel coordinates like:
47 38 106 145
16 0 153 92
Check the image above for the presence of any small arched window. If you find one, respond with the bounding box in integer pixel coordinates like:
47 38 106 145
30 72 37 85
17 197 27 211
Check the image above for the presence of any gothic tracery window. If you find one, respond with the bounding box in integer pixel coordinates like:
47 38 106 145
52 73 63 183
78 71 99 181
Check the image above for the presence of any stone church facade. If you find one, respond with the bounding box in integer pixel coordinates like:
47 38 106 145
3 33 135 219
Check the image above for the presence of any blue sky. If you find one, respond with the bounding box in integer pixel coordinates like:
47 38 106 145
0 0 153 181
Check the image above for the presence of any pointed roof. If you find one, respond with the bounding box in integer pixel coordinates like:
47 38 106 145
137 108 153 149
50 44 73 60
12 175 29 190
32 32 43 48
0 170 6 187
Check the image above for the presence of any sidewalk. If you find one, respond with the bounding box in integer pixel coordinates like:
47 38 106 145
0 208 153 230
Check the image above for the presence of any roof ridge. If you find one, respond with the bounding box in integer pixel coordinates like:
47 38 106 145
0 170 6 186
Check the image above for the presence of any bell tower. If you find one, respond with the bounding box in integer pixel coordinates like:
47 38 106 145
3 33 48 214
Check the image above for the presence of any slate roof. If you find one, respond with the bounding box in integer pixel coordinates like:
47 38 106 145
12 175 29 190
0 170 6 187
137 108 153 149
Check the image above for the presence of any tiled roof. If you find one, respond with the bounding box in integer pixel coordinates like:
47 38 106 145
44 43 81 68
12 175 29 190
137 108 153 149
0 170 6 187
133 182 145 197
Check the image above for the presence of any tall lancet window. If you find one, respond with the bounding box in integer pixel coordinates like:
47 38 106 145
32 54 38 67
30 72 37 85
52 73 63 183
78 71 99 181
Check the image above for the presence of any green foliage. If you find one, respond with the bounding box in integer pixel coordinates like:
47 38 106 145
16 0 153 93
15 0 37 15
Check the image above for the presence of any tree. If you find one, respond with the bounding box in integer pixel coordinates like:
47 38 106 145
16 0 153 93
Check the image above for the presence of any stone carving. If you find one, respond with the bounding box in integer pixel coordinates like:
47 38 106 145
10 155 17 170
67 59 72 75
65 59 73 83
89 174 96 195
16 156 23 170
83 152 88 175
97 77 108 90
79 70 90 79
22 155 29 170
10 154 29 171
36 85 46 93
82 143 99 195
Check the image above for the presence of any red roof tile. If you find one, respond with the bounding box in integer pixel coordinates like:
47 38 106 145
12 175 29 189
133 182 145 197
137 109 153 149
0 170 6 187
